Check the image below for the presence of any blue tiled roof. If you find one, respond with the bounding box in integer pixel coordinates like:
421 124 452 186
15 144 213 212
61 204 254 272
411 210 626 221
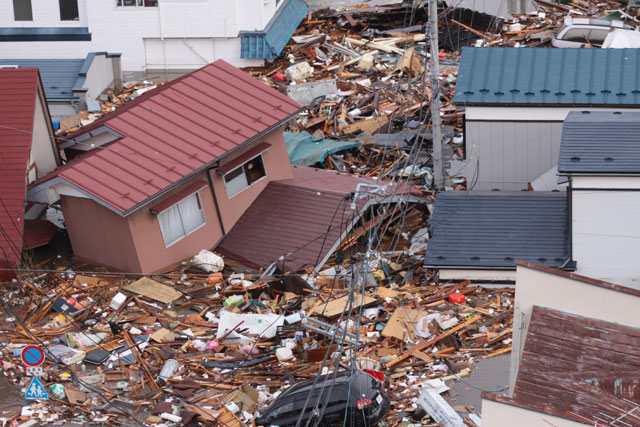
240 0 308 59
0 58 84 99
559 111 640 174
454 47 640 106
424 191 570 269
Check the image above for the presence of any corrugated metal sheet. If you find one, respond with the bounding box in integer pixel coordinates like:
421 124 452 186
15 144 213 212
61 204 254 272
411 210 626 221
559 111 640 174
240 0 308 59
504 306 640 423
454 47 640 106
0 58 84 99
424 191 569 269
0 69 39 267
35 60 302 215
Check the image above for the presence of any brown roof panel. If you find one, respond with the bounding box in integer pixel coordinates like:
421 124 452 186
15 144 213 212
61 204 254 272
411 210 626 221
485 306 640 425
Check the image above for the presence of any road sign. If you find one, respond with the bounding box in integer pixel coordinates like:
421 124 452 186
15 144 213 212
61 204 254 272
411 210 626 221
25 366 44 377
25 377 49 400
21 345 45 367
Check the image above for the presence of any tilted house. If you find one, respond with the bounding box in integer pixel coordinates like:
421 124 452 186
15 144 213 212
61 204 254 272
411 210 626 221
454 47 640 191
29 60 302 273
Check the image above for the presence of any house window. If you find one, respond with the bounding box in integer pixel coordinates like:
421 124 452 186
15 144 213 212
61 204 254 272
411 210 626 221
223 155 266 198
13 0 33 21
59 0 79 21
157 192 206 247
116 0 158 6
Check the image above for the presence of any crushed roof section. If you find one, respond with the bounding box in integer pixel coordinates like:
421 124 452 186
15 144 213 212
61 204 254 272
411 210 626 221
558 111 640 174
0 69 39 266
424 191 569 269
35 60 302 215
0 59 84 99
454 47 640 106
486 306 640 424
217 166 419 272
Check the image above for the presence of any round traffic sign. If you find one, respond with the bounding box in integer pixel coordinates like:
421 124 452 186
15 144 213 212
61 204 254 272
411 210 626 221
21 345 45 367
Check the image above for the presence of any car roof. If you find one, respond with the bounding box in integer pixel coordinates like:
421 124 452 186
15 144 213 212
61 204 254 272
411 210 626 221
279 370 367 400
563 16 631 29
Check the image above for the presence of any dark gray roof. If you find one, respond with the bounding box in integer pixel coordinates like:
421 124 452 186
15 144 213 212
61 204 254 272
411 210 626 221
424 191 569 269
558 111 640 174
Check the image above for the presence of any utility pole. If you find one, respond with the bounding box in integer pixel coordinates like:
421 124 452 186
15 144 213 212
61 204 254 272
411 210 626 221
428 0 445 190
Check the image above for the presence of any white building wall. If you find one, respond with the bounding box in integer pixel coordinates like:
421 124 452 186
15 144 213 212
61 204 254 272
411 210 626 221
0 0 276 72
84 54 116 100
509 264 640 393
462 106 640 190
0 0 88 27
571 176 640 289
481 398 584 427
29 86 59 181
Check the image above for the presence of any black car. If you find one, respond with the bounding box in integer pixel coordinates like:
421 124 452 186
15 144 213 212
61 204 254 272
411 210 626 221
256 370 389 427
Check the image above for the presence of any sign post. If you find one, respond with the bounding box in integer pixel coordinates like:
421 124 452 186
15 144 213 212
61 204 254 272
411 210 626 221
21 345 48 400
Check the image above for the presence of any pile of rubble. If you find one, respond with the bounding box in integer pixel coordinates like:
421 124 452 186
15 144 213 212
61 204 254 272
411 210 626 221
0 250 513 426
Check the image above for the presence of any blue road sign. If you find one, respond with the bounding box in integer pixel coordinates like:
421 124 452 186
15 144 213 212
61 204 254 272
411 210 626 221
25 377 49 400
21 345 45 367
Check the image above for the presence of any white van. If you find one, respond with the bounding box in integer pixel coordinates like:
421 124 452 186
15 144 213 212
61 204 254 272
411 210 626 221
552 17 638 48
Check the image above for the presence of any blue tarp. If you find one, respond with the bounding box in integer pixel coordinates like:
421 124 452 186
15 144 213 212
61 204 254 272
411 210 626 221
285 131 360 166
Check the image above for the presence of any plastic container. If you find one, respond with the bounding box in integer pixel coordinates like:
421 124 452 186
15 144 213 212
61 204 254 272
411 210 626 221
276 347 293 362
157 359 179 382
448 291 466 304
110 292 126 310
50 383 65 399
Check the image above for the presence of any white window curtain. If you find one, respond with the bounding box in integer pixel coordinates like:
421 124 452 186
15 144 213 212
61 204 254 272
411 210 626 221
157 192 206 246
158 205 184 246
178 193 205 234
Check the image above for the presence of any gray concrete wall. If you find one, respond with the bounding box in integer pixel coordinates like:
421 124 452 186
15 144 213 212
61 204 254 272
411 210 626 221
464 120 563 190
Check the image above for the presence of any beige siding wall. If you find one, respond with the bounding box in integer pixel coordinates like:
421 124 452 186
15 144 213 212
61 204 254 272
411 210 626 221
129 173 224 274
211 128 293 232
61 196 141 272
481 398 583 427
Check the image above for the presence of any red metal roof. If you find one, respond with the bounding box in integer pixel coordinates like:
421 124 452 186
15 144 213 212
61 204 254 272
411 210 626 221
23 219 58 250
485 306 640 424
35 60 302 215
0 68 39 267
216 166 421 272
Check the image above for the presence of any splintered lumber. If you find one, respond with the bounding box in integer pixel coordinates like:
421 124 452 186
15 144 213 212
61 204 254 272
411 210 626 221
386 315 482 368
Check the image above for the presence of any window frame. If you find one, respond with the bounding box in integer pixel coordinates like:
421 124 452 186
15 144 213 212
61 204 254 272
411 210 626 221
59 0 79 21
116 0 158 7
13 0 33 21
157 190 207 248
222 154 267 199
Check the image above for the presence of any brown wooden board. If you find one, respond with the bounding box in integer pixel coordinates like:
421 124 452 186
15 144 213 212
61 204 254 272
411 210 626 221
124 277 182 304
